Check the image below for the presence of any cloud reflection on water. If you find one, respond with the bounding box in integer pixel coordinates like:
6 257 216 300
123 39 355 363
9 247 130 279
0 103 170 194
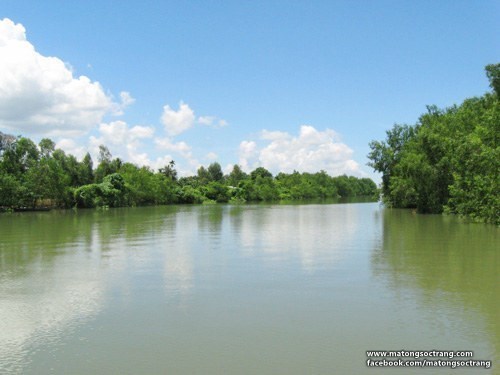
0 242 105 374
230 204 360 272
0 203 369 373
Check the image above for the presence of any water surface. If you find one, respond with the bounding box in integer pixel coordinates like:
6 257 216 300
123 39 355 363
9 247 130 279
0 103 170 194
0 203 498 374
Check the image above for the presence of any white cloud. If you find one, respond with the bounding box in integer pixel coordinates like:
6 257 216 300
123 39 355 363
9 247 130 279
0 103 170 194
238 140 257 171
161 102 195 136
0 18 117 137
88 120 155 166
155 137 192 158
239 140 257 157
198 115 228 128
198 116 215 126
154 136 200 175
119 91 135 107
112 91 135 115
206 152 218 160
260 130 291 141
240 125 362 176
160 101 227 138
55 138 86 160
98 121 153 145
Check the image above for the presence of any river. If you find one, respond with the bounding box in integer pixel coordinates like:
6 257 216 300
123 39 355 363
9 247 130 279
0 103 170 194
0 202 498 374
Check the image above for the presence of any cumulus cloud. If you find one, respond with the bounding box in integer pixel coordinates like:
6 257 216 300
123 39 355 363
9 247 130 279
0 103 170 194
160 102 228 136
154 136 200 175
0 18 117 136
239 125 362 176
238 140 257 170
206 152 218 160
155 137 192 158
119 91 135 107
161 102 195 136
260 130 291 141
112 91 135 115
197 116 215 126
56 138 87 160
87 120 155 166
198 115 228 128
239 140 257 157
98 121 154 145
157 102 227 172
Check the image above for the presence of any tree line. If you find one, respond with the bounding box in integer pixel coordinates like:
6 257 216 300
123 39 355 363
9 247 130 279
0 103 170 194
368 64 499 225
0 135 377 210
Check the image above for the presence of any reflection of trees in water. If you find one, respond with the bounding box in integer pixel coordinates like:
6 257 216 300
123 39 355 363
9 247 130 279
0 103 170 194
372 208 499 360
0 210 93 277
0 206 180 275
0 206 182 373
196 204 224 235
0 210 101 374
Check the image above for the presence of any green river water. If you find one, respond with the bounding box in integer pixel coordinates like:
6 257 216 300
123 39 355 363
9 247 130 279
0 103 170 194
0 202 498 374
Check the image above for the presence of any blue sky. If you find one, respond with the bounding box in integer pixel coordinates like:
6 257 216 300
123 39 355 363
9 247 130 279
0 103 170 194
1 1 498 182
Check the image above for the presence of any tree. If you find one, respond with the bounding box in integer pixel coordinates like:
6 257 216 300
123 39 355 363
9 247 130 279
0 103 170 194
485 63 500 96
94 145 122 182
227 164 247 186
80 153 94 185
75 173 128 208
0 131 16 157
0 172 21 206
197 166 211 184
98 144 112 164
250 167 273 180
0 133 380 210
159 160 178 181
24 156 69 206
39 138 56 159
203 181 229 202
367 124 415 200
207 162 223 182
2 137 39 176
367 64 499 223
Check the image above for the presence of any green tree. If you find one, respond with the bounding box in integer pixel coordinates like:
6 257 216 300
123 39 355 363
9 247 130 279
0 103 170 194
203 181 229 202
159 160 178 181
79 153 94 185
0 131 16 157
1 137 39 176
367 124 416 202
368 64 499 223
227 164 247 186
250 167 273 180
0 172 21 206
39 138 56 158
197 166 211 184
207 162 224 182
485 63 500 95
94 145 122 183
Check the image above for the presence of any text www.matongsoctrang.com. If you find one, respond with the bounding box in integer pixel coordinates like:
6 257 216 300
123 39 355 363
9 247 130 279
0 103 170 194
366 350 492 369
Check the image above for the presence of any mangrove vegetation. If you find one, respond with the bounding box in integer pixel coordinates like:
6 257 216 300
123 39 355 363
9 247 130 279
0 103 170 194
0 134 377 210
368 64 499 225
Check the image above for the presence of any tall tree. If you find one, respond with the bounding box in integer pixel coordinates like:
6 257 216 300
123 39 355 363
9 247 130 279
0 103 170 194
227 164 247 186
80 153 94 185
197 166 211 184
367 124 415 200
207 162 223 182
39 138 56 159
485 63 500 96
159 160 178 181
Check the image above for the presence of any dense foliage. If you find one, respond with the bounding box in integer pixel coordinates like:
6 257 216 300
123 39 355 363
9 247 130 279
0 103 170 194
368 64 499 224
0 134 377 210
